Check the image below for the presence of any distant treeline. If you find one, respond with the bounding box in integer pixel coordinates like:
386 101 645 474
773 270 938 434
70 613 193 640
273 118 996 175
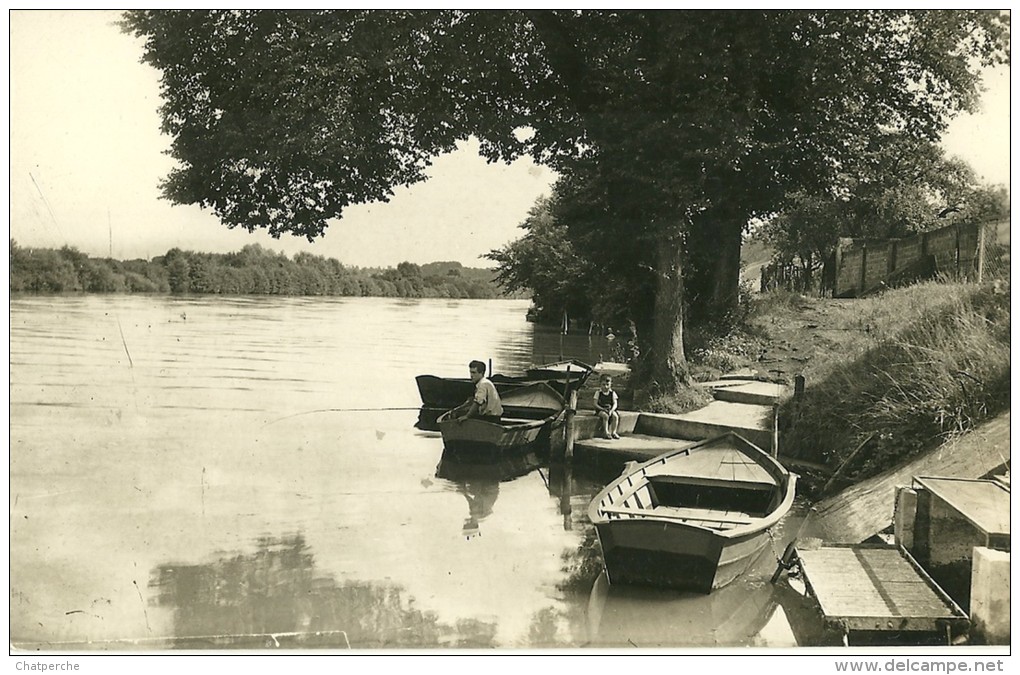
9 240 510 299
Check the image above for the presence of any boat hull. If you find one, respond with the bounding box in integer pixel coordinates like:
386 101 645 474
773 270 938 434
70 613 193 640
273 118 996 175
594 518 773 593
415 361 592 409
438 416 561 462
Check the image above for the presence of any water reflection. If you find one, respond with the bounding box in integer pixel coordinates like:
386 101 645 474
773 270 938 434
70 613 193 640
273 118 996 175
149 533 499 649
576 494 828 647
586 571 791 648
435 450 542 539
530 324 616 369
771 578 846 647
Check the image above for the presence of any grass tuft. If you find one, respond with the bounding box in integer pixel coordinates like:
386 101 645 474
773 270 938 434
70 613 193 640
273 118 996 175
642 386 714 414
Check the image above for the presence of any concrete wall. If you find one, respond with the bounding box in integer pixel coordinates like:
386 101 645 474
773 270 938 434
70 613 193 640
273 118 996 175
927 226 959 275
831 222 982 297
634 412 774 452
863 240 891 292
969 547 1010 645
893 486 917 550
913 488 992 612
958 226 981 280
572 410 639 440
836 243 864 296
895 237 923 270
899 485 1010 644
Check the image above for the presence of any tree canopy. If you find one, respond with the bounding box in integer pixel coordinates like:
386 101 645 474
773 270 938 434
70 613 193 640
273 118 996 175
123 9 1009 392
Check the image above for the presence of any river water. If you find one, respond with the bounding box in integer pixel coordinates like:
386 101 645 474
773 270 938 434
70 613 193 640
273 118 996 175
10 295 821 650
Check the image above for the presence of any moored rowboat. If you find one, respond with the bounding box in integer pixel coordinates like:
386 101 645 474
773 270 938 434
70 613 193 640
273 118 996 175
587 433 796 593
437 383 565 461
416 359 593 410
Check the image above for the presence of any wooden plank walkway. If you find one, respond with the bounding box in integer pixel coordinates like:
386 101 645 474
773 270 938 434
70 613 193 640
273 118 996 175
797 544 968 635
810 411 1010 543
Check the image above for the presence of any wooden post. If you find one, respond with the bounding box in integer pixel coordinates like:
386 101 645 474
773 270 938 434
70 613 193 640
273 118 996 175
859 242 868 296
772 406 779 458
560 463 573 531
564 389 578 462
955 224 962 279
794 375 806 400
977 222 986 282
833 242 844 296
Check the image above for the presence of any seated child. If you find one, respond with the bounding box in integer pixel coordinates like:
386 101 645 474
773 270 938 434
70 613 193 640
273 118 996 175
593 374 620 439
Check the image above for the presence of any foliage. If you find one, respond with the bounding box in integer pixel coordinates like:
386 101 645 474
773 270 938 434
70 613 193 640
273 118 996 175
486 194 592 323
8 240 502 299
946 183 1010 227
9 241 81 292
122 10 1009 391
487 187 644 329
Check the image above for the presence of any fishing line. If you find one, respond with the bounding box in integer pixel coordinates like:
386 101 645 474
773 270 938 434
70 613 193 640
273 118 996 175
116 316 135 368
262 406 425 427
28 171 66 241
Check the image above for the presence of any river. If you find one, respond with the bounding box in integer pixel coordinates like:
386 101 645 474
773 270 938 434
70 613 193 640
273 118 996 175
10 295 821 650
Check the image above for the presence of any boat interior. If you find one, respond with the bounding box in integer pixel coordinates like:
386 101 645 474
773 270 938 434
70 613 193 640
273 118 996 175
597 450 785 532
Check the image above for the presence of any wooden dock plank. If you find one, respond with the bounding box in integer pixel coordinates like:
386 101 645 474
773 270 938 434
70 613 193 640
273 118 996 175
797 545 964 632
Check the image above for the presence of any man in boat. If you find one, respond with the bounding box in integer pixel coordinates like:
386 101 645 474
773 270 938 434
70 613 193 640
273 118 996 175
451 360 504 423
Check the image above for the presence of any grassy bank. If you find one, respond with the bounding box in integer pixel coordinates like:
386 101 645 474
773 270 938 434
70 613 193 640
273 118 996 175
783 281 1009 493
691 280 1010 495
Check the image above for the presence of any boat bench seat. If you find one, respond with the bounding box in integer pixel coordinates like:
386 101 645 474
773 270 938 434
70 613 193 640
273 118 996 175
646 474 776 492
500 417 540 425
601 504 755 525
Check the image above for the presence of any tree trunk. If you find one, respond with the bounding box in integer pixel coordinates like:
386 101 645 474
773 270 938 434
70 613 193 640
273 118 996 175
642 235 691 396
707 212 744 316
686 208 744 325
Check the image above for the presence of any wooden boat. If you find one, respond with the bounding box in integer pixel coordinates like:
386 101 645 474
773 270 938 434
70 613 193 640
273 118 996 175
437 383 565 461
415 359 593 410
523 359 596 383
587 433 797 594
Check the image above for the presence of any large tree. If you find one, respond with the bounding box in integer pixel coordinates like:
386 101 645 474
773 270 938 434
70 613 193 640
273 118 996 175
123 10 1008 393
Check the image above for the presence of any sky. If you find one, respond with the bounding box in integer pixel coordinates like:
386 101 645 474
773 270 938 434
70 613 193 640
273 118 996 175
7 9 1012 269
